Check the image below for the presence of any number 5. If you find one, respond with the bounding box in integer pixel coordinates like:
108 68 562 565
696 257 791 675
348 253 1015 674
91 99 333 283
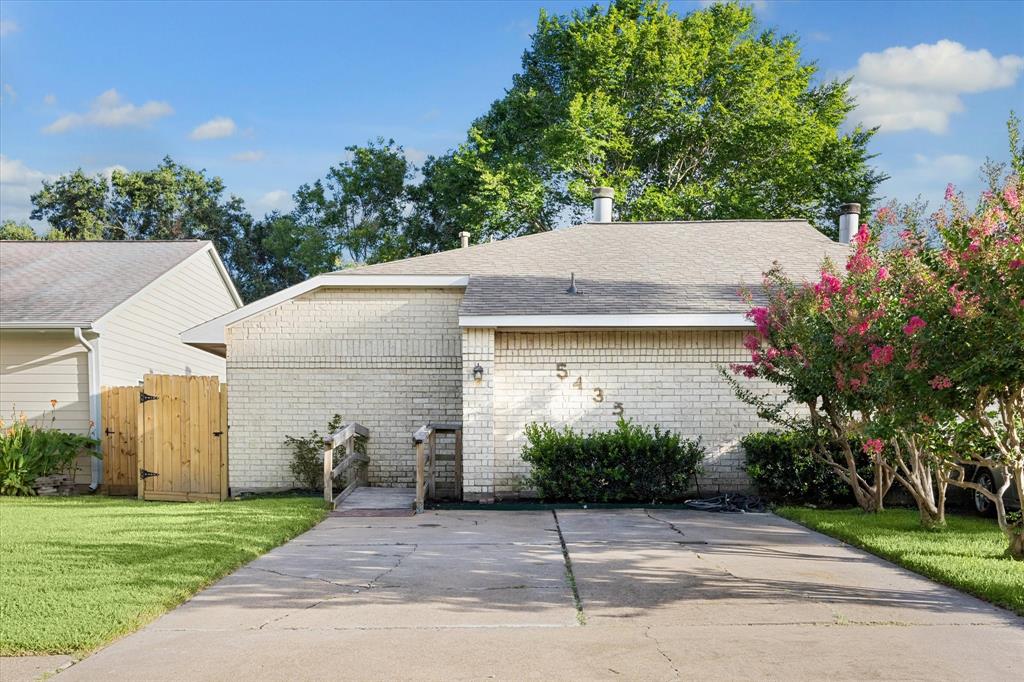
612 402 624 416
556 363 568 379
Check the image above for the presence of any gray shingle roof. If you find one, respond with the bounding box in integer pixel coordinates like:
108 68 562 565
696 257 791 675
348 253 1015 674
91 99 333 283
341 221 850 316
0 240 210 325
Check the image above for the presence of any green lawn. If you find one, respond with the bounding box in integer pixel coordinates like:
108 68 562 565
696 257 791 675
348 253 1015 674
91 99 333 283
776 507 1024 616
0 495 326 655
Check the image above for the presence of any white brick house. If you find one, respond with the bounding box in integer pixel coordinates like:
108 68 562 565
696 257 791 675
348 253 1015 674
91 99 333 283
184 196 854 500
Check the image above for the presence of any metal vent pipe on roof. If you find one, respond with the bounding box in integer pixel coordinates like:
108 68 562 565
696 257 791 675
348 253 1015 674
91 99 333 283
459 231 470 248
838 202 860 244
591 187 614 223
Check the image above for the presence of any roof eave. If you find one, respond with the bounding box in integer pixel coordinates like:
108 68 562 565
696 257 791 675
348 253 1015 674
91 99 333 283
458 313 753 329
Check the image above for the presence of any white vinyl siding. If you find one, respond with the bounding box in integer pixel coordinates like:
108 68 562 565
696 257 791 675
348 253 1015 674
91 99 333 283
98 249 237 387
0 330 93 483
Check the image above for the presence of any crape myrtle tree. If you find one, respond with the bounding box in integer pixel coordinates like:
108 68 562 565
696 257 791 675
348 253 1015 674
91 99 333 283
729 116 1024 551
888 118 1023 555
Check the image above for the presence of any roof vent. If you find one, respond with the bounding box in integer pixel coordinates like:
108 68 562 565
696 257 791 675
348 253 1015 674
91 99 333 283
838 203 860 244
566 272 581 295
591 187 613 223
459 231 470 248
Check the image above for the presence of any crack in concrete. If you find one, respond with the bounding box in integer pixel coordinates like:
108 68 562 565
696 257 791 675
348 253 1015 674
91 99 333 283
551 510 586 626
368 544 418 587
643 625 680 679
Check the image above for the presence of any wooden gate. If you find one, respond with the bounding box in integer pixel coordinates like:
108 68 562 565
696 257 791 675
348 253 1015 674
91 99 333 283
100 385 141 495
100 374 227 501
138 374 228 501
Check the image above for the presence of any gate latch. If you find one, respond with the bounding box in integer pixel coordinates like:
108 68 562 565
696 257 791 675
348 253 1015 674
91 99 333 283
140 469 159 480
104 428 115 436
139 392 159 404
213 431 223 437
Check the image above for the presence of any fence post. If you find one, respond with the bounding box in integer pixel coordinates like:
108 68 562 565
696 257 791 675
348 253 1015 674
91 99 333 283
415 441 425 513
323 441 333 505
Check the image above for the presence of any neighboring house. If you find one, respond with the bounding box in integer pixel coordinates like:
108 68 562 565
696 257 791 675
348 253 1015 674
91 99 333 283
0 240 242 488
184 192 854 500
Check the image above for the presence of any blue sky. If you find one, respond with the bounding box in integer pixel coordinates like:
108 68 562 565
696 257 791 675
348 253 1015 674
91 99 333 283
2 0 1022 227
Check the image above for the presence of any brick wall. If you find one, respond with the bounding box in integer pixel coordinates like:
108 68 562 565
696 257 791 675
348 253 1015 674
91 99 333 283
226 287 463 491
489 330 773 496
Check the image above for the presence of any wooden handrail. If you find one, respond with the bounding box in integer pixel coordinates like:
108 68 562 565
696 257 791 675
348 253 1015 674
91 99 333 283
323 422 369 508
413 422 462 513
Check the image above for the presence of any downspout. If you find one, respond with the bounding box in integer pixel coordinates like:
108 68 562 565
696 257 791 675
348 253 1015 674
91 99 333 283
74 327 103 491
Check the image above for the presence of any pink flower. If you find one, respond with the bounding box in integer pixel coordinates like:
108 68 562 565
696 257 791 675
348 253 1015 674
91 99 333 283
742 334 760 351
945 183 955 201
870 344 894 366
749 307 771 336
1010 259 1024 270
876 267 890 282
814 271 843 296
929 375 953 390
863 439 885 456
833 334 847 349
1005 185 1020 210
730 363 758 379
902 316 927 336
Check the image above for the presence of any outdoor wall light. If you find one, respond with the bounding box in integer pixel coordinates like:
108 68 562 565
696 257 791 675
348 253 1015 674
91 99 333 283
472 364 484 381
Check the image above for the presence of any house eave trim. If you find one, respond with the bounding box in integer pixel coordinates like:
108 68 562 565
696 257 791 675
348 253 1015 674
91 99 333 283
458 313 754 329
181 274 470 346
0 321 94 330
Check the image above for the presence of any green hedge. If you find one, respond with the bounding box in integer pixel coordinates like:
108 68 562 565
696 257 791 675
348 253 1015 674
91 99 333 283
522 419 704 503
741 431 869 507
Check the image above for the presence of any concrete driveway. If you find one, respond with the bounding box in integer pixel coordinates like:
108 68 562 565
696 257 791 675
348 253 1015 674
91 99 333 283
58 509 1023 681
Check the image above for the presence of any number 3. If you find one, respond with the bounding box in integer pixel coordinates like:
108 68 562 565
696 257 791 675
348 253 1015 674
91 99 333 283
593 388 604 403
556 363 568 379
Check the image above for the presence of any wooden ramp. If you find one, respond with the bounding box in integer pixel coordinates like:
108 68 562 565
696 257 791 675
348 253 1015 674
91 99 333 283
332 487 416 517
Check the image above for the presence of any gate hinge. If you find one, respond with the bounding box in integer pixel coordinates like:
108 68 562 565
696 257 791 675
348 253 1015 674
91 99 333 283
139 392 159 403
140 469 159 480
104 428 115 436
213 431 224 437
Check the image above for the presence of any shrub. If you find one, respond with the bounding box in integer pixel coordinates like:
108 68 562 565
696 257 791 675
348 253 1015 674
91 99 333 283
286 414 366 491
741 431 869 507
522 419 704 503
1 411 99 496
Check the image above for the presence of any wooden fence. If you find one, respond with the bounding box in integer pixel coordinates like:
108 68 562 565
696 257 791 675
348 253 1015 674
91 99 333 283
101 374 227 501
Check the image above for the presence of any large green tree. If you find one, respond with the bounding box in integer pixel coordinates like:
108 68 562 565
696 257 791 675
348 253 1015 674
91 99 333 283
443 0 884 238
293 138 410 264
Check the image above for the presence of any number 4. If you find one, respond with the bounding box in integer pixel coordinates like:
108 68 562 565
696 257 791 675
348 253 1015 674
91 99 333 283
573 377 583 390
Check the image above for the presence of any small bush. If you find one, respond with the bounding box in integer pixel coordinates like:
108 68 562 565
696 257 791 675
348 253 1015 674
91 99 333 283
741 431 869 507
286 414 366 491
1 410 99 496
522 419 704 503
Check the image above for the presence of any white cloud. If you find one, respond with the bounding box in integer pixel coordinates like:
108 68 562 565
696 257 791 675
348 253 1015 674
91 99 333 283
43 89 173 134
404 147 428 165
189 116 236 141
0 156 54 224
0 20 19 37
255 189 292 212
43 93 57 106
231 150 265 163
849 40 1023 135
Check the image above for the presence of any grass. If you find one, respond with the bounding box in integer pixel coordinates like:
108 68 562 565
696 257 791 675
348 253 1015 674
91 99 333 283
775 506 1024 616
0 495 326 655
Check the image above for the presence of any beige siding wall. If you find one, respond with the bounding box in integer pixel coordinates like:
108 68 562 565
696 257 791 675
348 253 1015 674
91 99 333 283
98 249 236 387
485 330 772 495
0 330 94 483
226 287 463 491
